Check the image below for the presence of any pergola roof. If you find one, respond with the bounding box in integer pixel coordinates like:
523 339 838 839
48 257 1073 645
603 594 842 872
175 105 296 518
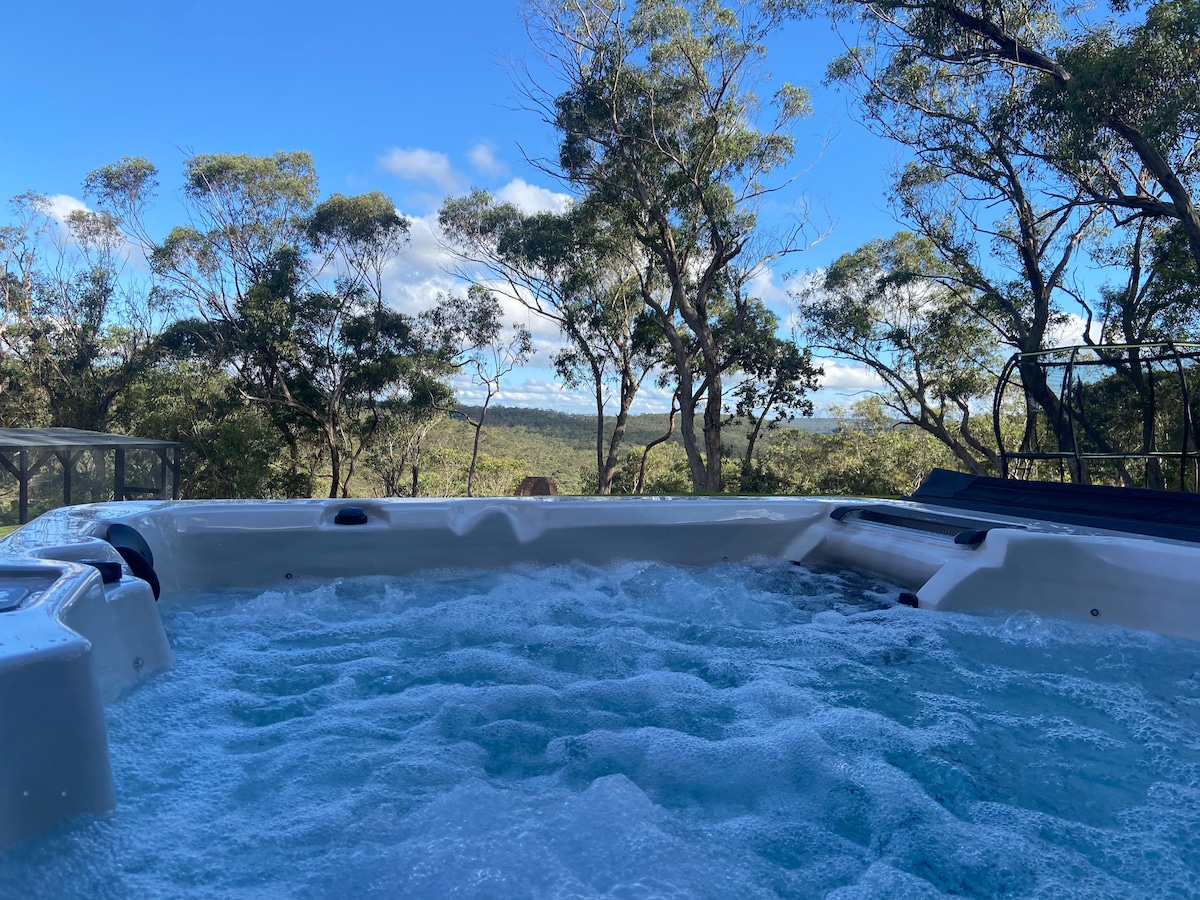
0 429 181 523
0 428 178 451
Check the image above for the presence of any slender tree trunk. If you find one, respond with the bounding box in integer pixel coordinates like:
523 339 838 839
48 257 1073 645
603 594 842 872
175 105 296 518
340 409 379 498
653 306 707 491
276 421 304 497
466 394 492 498
638 397 678 494
678 384 706 491
601 368 639 494
922 419 991 476
1123 347 1164 489
410 422 436 497
593 371 607 494
679 286 725 493
1019 360 1088 483
743 406 773 476
702 369 723 492
327 438 340 499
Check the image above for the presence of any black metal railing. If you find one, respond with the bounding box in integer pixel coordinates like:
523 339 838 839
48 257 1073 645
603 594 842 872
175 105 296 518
993 342 1200 490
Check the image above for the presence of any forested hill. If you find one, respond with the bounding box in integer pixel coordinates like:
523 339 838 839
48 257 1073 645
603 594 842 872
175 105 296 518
455 406 843 453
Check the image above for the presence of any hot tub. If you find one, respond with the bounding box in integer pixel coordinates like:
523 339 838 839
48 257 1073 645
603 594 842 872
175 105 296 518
2 478 1200 871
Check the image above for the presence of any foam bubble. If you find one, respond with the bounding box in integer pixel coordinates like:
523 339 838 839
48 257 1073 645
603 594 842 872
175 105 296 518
2 560 1199 898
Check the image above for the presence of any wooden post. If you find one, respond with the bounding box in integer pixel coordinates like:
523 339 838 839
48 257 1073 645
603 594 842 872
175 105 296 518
93 448 106 502
158 448 168 500
114 448 126 502
18 449 28 524
57 451 75 507
0 453 19 522
171 446 180 500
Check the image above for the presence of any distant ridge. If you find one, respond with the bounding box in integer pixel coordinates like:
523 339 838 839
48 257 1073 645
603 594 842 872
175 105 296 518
454 406 843 454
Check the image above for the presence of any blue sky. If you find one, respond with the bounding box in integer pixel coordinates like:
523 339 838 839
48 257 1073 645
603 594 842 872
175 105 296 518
2 0 904 412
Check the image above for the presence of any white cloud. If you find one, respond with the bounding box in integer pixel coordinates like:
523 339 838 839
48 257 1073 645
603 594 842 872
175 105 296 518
378 213 570 375
746 263 790 316
467 142 509 178
495 178 572 215
447 372 680 415
380 212 460 313
375 209 844 416
44 193 89 223
817 358 885 394
35 193 152 269
378 147 462 193
1046 313 1102 348
448 374 592 412
381 212 570 340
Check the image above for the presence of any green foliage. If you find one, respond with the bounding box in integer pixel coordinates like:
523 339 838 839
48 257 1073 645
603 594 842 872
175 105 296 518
810 0 1200 295
114 361 305 498
138 153 440 497
421 286 534 496
753 398 960 496
0 357 46 427
308 191 411 301
529 0 819 491
184 153 318 233
360 375 454 497
439 189 663 493
601 441 694 495
388 415 589 497
1 192 165 432
1034 1 1200 177
82 156 158 227
799 232 1001 473
724 303 822 467
996 345 1200 490
414 447 527 498
308 191 408 249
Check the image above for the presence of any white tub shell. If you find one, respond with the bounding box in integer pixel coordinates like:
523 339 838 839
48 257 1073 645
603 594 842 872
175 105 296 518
1 494 1198 848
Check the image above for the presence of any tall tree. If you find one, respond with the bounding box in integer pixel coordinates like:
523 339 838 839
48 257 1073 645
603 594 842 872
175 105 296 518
805 0 1145 478
522 0 819 491
91 152 429 497
798 232 1002 473
1 190 165 431
726 308 822 481
113 359 304 499
439 190 661 493
0 203 45 427
421 286 534 497
798 0 1200 482
806 0 1200 296
362 373 454 498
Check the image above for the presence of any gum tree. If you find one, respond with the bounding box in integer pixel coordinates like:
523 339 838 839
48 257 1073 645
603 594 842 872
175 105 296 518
799 0 1200 482
797 232 1002 474
421 286 534 497
801 0 1200 277
521 0 820 491
726 306 822 483
0 189 165 432
439 190 661 493
89 153 428 497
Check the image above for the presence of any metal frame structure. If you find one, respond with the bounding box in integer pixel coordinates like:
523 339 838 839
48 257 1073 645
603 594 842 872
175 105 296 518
993 342 1200 489
0 428 181 524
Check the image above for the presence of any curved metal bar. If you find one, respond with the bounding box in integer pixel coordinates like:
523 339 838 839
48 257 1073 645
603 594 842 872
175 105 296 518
994 353 1022 479
1062 345 1083 483
995 343 1200 490
1141 344 1158 487
1169 340 1200 491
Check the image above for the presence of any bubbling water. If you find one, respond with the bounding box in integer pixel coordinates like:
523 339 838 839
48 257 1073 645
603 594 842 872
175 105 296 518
3 559 1200 899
